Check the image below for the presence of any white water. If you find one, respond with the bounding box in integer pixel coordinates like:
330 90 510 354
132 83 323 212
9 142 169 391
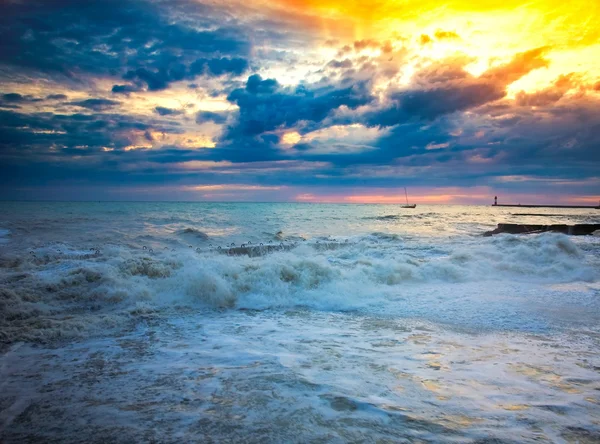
1 202 599 442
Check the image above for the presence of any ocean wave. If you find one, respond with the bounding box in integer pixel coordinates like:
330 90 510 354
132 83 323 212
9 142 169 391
369 232 402 241
179 228 209 240
0 232 598 347
273 231 306 242
366 215 401 221
363 213 438 221
0 228 9 244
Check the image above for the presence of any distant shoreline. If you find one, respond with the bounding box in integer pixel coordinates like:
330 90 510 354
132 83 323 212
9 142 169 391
1 200 599 207
492 204 599 209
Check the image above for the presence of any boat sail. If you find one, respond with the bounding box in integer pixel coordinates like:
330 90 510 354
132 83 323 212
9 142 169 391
401 187 416 208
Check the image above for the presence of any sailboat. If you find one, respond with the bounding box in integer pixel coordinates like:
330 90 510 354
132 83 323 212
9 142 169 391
401 187 416 208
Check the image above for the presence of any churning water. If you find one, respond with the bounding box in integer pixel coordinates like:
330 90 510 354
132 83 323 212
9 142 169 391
1 202 599 442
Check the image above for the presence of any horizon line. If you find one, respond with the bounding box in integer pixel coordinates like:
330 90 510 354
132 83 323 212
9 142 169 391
0 199 599 208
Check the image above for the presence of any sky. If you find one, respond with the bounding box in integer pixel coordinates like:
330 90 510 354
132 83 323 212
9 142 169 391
0 0 599 204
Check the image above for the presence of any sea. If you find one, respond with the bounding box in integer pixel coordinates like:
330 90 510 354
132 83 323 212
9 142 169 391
1 202 599 443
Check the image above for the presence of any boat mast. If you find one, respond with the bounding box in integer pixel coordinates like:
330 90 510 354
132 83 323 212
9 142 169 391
404 187 409 205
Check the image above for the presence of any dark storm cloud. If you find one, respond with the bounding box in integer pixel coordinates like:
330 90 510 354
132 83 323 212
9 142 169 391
226 74 374 137
203 45 598 183
2 93 27 103
327 59 354 69
155 106 183 116
0 109 180 159
189 73 377 163
188 57 249 77
0 0 263 188
0 0 597 200
265 45 597 187
111 84 143 95
0 0 251 89
122 56 249 91
196 111 229 124
245 75 280 95
0 93 44 104
376 83 502 124
352 90 600 182
46 94 68 101
0 111 112 163
69 99 121 111
366 47 550 125
210 133 284 163
482 95 600 165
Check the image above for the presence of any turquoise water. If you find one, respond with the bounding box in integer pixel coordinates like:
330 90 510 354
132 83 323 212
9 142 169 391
1 202 599 442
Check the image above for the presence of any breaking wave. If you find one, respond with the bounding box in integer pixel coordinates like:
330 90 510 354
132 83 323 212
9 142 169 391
1 232 598 347
179 228 209 240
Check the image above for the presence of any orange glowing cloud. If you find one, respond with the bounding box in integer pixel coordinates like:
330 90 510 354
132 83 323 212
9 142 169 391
258 0 599 97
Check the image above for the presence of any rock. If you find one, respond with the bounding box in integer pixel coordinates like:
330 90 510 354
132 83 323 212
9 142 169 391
220 244 293 257
180 228 209 240
484 223 600 236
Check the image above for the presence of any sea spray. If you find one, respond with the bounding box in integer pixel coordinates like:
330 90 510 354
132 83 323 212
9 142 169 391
1 203 600 442
1 229 598 347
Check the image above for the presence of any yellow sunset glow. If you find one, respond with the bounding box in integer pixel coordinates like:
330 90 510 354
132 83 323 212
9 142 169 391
1 0 598 205
264 0 599 96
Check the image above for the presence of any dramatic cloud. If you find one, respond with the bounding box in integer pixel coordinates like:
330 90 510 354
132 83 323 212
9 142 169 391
369 48 550 125
123 56 249 91
227 74 374 136
155 106 184 116
0 0 598 202
197 111 229 124
70 99 121 111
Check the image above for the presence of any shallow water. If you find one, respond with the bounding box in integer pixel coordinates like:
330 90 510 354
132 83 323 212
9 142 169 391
1 202 599 442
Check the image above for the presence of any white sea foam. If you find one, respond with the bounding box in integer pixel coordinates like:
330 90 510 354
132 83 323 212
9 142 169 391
1 227 598 345
1 203 599 442
2 309 599 442
179 227 210 240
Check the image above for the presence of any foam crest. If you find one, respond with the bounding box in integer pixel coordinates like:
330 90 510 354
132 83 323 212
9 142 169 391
1 232 598 346
179 228 209 240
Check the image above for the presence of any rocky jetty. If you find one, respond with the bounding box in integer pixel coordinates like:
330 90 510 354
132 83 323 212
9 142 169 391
484 223 600 236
